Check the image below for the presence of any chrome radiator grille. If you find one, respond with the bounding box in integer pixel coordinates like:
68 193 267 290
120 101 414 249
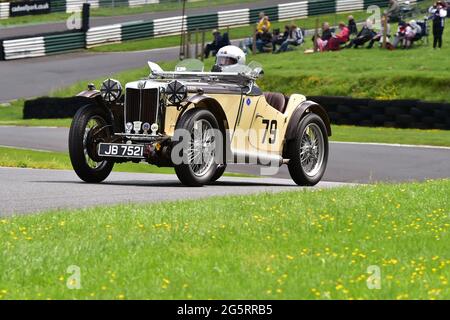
124 88 160 131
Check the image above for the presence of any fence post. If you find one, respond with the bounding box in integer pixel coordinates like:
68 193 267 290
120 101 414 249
314 18 319 52
195 29 199 59
186 32 191 58
201 31 205 61
252 26 257 55
382 15 387 49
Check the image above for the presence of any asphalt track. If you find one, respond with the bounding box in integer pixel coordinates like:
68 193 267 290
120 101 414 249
1 126 449 184
0 167 350 216
0 0 286 38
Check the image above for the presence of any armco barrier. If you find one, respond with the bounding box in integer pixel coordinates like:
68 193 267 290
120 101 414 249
0 2 9 19
0 0 425 59
308 96 450 130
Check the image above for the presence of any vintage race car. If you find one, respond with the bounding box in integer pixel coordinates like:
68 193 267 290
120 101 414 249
69 59 331 186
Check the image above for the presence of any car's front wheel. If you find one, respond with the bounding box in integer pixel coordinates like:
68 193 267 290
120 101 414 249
69 104 114 183
174 109 221 187
287 113 328 186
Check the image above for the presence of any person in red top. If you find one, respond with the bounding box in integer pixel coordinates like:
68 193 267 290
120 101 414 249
327 22 350 50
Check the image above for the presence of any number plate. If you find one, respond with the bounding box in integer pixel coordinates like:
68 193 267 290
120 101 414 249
98 143 144 158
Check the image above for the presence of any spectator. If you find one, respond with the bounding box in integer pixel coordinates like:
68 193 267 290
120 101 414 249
386 0 400 22
321 22 333 41
272 25 289 52
348 15 358 36
204 30 223 58
367 17 391 48
392 21 407 48
429 1 448 49
255 25 273 52
256 12 271 33
404 20 422 48
275 24 304 53
315 22 349 51
346 20 375 48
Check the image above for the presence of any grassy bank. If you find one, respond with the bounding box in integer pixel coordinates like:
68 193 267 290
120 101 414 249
0 179 448 299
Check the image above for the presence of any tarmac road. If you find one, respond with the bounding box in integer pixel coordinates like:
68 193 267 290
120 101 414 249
0 167 349 216
0 126 449 184
0 0 287 38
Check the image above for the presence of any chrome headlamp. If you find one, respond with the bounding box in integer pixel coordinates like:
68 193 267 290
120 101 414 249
100 79 123 103
166 80 187 105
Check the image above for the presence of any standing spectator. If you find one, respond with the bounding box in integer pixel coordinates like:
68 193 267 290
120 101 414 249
272 25 289 52
204 30 223 58
386 0 400 22
367 16 392 48
256 12 271 33
348 15 358 36
429 1 448 49
346 20 375 48
275 24 304 53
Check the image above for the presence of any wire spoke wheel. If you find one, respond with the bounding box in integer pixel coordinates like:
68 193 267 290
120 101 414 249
299 123 325 177
187 119 216 177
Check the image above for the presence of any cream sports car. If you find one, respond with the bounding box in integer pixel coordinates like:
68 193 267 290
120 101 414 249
69 58 331 186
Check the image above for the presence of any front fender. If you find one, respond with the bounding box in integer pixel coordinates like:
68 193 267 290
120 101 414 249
285 100 332 141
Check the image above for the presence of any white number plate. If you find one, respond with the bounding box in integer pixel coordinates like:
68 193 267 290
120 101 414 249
98 143 144 158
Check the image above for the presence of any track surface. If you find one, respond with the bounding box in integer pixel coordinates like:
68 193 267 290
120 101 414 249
0 167 348 216
0 0 285 38
1 126 449 184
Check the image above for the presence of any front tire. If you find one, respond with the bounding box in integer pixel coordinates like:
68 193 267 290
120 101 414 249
287 113 328 186
174 109 221 187
69 104 114 183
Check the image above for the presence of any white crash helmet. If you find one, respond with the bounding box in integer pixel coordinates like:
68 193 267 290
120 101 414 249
215 45 246 68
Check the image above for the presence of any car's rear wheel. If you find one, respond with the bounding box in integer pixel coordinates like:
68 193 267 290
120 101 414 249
287 113 328 186
69 104 114 183
174 109 220 187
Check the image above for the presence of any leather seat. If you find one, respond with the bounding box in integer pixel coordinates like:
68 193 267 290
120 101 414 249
264 92 288 113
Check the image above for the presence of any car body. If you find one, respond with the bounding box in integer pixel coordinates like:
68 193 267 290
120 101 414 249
69 59 331 186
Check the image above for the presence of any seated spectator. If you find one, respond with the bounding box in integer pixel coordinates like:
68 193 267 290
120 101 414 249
348 15 358 36
272 25 289 52
275 24 304 53
256 12 271 34
404 20 422 48
346 20 375 48
392 21 407 48
386 0 401 23
367 16 392 48
204 30 224 58
255 25 273 52
325 22 350 51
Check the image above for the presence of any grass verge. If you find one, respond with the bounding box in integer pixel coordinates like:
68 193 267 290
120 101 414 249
0 179 449 299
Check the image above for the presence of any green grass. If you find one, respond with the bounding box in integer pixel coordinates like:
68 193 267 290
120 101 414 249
0 179 449 299
0 0 259 27
331 125 450 147
0 146 174 174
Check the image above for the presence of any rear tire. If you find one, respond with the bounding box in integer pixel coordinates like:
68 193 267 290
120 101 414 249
287 113 329 186
69 104 114 183
173 109 221 187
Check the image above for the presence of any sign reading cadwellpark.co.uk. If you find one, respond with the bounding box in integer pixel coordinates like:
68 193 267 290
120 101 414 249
9 0 51 17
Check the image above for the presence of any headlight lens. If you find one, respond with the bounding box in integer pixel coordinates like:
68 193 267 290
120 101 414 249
166 80 187 105
100 79 123 103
